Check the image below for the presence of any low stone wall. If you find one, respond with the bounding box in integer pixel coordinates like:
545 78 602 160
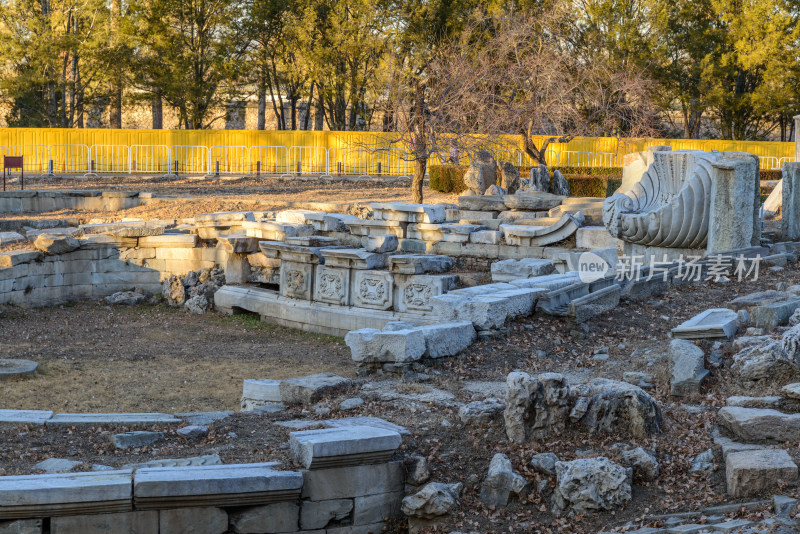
0 234 229 307
0 190 149 213
0 421 405 534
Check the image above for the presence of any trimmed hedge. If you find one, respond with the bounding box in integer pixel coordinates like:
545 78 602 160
565 176 622 198
429 165 468 193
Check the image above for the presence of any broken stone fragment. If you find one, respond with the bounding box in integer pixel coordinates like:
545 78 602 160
479 453 530 507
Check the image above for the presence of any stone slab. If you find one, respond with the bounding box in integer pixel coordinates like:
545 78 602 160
133 463 302 509
46 413 181 428
671 309 739 340
726 449 798 497
51 511 158 534
301 461 403 501
0 470 134 519
289 426 402 469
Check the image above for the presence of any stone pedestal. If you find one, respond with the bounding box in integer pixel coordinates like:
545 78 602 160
782 162 800 240
314 265 350 305
708 156 760 254
353 270 394 310
280 261 314 300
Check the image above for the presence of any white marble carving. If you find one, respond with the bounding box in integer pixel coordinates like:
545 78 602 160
603 150 720 249
314 265 349 305
280 261 313 300
353 270 393 310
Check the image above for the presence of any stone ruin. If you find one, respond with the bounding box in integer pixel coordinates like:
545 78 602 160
4 145 800 533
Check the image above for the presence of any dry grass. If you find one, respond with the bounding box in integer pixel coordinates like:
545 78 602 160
0 303 352 413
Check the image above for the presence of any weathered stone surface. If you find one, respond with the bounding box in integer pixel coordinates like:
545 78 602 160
0 470 133 518
718 406 800 442
707 155 760 253
530 453 559 477
111 431 164 450
279 373 351 405
569 285 621 323
51 512 157 534
184 295 209 314
732 338 799 382
781 382 800 399
479 453 530 507
345 328 426 364
159 507 228 534
289 426 402 470
0 250 42 267
620 447 659 482
574 379 662 438
458 398 505 426
671 308 739 339
726 449 798 497
134 463 302 508
162 275 186 306
526 165 550 193
0 409 52 427
124 454 222 470
388 254 453 274
300 499 352 530
0 232 25 246
365 234 398 253
552 457 632 516
401 482 462 519
782 163 800 239
415 321 476 358
176 425 208 440
229 502 299 534
352 270 393 310
491 258 555 282
484 184 507 196
504 372 571 444
34 458 82 474
404 455 431 485
0 360 38 381
457 195 506 212
503 192 562 211
104 291 146 306
498 161 520 194
353 491 403 525
551 170 569 196
752 298 800 331
302 461 403 501
33 234 80 255
0 519 42 534
463 150 498 195
669 339 709 396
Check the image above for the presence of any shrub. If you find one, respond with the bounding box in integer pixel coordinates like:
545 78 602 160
761 169 782 181
429 165 467 193
565 176 609 198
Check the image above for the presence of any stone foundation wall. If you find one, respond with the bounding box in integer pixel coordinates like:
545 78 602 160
0 236 229 307
0 190 148 213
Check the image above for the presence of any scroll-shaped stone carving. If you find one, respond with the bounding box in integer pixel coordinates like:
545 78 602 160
602 150 722 249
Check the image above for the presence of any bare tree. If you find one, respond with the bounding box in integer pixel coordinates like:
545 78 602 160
369 9 658 203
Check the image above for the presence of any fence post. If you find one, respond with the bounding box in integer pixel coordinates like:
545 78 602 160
377 162 381 176
297 161 301 176
256 161 261 178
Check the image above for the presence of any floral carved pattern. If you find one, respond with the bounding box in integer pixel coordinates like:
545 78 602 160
359 278 386 302
404 284 433 307
319 273 343 298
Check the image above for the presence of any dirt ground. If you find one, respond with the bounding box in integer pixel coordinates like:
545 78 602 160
1 262 799 532
0 303 353 413
0 174 459 225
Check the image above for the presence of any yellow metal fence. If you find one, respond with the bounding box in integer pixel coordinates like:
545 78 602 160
0 129 794 175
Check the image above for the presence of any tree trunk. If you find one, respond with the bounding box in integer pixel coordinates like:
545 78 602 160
412 158 426 204
109 0 122 128
151 95 163 129
303 82 314 131
257 80 266 130
314 96 325 130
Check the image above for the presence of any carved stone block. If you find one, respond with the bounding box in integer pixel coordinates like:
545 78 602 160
394 274 458 313
313 265 350 306
280 261 313 300
352 270 394 310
